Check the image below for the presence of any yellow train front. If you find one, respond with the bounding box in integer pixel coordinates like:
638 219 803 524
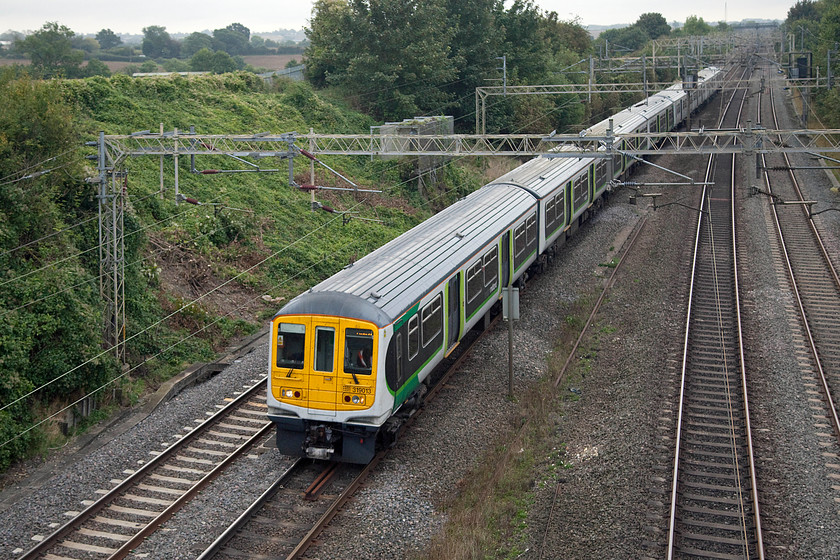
267 299 395 463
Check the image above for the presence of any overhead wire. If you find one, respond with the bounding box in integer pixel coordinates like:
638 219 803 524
0 208 342 414
0 193 222 290
0 218 231 319
1 41 599 444
0 147 77 184
0 214 361 447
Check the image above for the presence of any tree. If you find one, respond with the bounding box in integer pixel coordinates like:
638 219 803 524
212 27 249 55
181 32 213 58
225 23 250 41
83 58 111 77
305 0 457 120
683 15 712 36
635 13 670 40
189 48 239 73
16 22 84 78
72 36 100 54
95 28 122 50
0 75 118 468
787 0 821 23
442 0 499 125
142 25 180 58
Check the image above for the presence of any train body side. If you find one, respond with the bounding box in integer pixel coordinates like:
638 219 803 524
268 184 538 462
267 66 724 464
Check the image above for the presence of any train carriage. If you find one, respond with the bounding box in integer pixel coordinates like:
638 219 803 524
268 184 538 463
267 66 723 464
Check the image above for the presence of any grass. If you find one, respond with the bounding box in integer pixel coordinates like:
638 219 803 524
424 295 598 559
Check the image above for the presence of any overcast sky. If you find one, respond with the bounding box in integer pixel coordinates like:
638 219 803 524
1 0 793 36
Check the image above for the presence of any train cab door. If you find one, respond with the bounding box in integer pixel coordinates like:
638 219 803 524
308 318 339 417
446 274 460 353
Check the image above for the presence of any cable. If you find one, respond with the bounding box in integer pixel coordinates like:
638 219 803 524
0 161 76 188
0 148 77 184
0 219 230 319
0 194 220 290
0 210 341 413
0 214 97 259
0 225 364 449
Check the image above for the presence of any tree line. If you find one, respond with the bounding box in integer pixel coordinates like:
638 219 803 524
2 21 304 79
304 0 595 130
783 0 840 127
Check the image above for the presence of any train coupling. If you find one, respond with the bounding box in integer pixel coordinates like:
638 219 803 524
304 425 338 460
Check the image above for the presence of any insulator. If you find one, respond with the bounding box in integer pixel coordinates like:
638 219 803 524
320 204 335 213
299 184 318 191
184 197 200 205
299 149 318 161
201 169 220 174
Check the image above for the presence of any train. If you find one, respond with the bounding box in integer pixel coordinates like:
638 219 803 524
266 66 723 463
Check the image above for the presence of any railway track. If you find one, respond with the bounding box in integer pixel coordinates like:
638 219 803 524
759 75 840 445
19 379 273 560
196 313 503 560
666 63 765 559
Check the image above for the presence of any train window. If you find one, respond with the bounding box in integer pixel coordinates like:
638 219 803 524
554 192 565 226
314 326 335 372
573 175 587 208
395 333 404 383
595 161 607 190
526 213 537 245
276 323 306 369
408 316 419 360
514 223 526 257
421 294 443 348
484 246 498 288
545 197 555 230
344 328 374 375
467 260 483 303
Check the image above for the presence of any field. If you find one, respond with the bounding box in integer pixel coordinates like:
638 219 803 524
0 55 302 72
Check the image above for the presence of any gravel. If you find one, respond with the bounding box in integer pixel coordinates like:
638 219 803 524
3 67 840 560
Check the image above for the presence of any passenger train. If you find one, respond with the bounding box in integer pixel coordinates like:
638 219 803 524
267 67 723 463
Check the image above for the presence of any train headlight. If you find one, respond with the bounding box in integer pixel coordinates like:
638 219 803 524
352 395 361 404
282 389 301 399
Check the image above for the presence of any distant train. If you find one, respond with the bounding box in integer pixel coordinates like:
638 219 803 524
267 67 723 463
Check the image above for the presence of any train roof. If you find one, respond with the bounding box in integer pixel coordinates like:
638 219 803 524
487 153 591 198
275 183 536 327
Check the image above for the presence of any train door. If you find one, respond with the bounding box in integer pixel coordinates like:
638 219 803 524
565 181 572 222
446 274 460 352
308 317 339 416
501 232 510 287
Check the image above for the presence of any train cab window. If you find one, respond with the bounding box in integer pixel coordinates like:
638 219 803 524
484 246 498 287
408 316 419 360
421 295 443 348
314 326 335 372
344 328 374 375
276 323 305 369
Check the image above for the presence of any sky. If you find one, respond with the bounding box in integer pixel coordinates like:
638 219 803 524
1 0 794 36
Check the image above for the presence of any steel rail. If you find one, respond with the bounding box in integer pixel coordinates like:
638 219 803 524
762 84 840 444
666 61 765 559
19 378 271 560
199 314 504 560
193 458 304 560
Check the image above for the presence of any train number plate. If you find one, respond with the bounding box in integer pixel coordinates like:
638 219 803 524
343 385 372 394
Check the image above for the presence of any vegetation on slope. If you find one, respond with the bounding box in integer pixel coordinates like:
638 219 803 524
0 70 489 472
